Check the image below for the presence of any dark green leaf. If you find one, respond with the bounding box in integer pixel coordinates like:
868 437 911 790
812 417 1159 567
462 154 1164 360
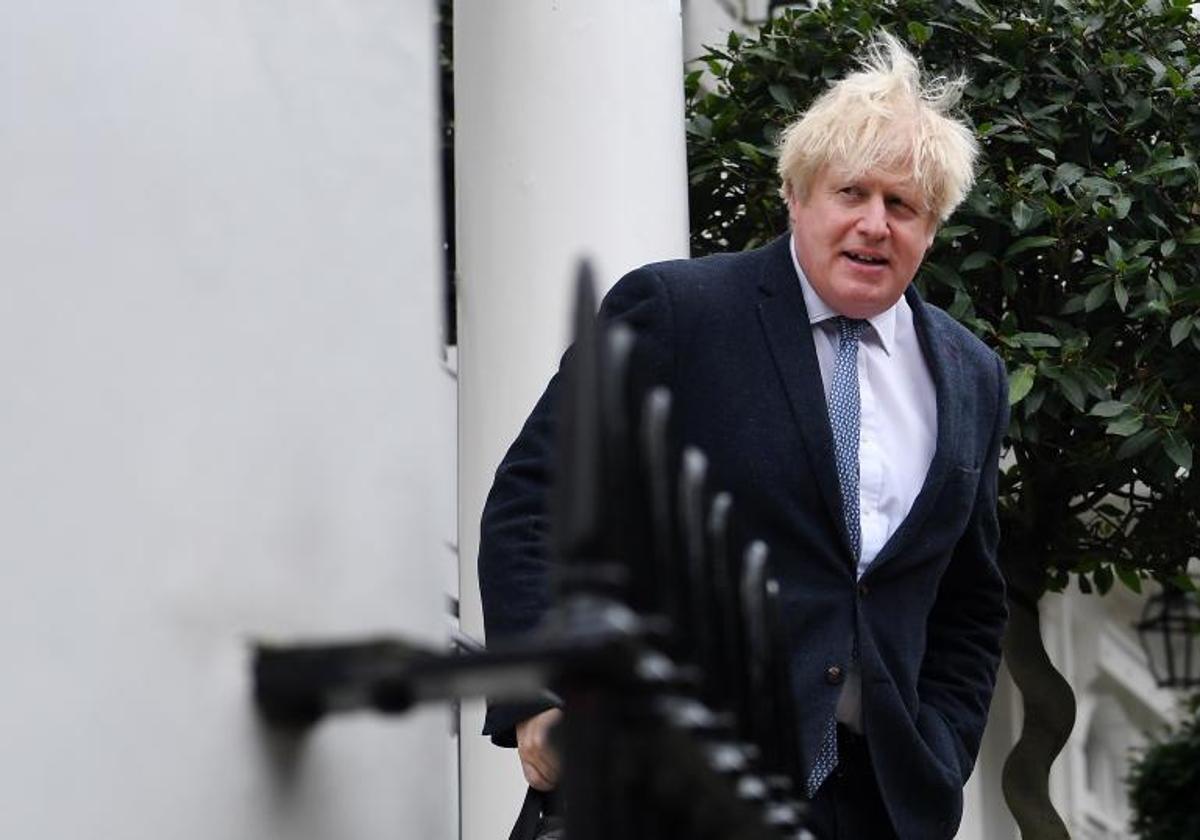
1001 267 1019 297
1078 176 1117 195
953 0 989 15
1106 415 1145 436
1106 238 1124 265
938 225 974 240
1168 573 1198 592
948 289 973 319
1164 434 1193 471
1023 386 1047 415
688 114 713 139
1170 317 1193 347
1094 565 1114 595
907 21 932 45
1008 364 1036 405
1116 428 1158 459
1060 295 1085 314
1127 95 1153 128
1090 401 1130 417
1144 54 1168 84
1011 200 1035 231
1055 162 1085 187
1078 370 1109 401
1005 236 1059 258
1014 332 1061 348
1115 566 1143 594
735 141 762 162
1085 280 1113 311
961 251 992 271
1058 375 1087 412
1147 213 1172 233
1139 157 1196 178
768 84 795 110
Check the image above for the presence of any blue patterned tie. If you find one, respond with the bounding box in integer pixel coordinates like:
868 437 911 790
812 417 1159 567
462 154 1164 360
806 316 866 798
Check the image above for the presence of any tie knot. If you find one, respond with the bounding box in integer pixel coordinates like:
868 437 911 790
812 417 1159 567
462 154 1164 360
837 317 867 343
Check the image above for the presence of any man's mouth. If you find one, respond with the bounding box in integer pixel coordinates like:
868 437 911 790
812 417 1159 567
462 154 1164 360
843 250 888 266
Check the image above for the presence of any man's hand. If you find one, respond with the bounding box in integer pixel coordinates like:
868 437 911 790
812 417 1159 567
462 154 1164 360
515 708 562 791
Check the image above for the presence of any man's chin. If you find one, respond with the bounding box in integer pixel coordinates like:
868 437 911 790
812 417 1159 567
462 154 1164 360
828 283 903 320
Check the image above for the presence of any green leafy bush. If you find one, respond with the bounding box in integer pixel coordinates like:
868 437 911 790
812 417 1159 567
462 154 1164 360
1128 695 1200 840
686 0 1200 594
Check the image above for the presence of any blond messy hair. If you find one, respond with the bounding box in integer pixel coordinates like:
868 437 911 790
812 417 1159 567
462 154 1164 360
776 31 978 221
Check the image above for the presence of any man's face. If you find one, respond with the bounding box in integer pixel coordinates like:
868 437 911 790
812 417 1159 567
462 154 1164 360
787 165 937 320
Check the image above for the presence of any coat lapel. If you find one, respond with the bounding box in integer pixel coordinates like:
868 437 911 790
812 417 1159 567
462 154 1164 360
868 286 967 572
753 235 854 565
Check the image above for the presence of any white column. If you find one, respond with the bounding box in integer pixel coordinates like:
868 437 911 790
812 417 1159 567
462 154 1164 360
455 1 690 837
1042 592 1077 824
961 663 1020 840
0 2 451 838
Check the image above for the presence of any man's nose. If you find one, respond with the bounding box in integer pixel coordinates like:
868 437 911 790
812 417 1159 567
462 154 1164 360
856 196 889 239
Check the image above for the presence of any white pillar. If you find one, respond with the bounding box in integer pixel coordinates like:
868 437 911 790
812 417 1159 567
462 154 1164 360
0 2 451 838
960 664 1020 840
455 1 690 837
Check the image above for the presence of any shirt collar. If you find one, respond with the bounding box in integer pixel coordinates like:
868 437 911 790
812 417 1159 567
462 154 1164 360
789 233 899 356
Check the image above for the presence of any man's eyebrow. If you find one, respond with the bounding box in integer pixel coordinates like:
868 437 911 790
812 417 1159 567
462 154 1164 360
888 185 922 201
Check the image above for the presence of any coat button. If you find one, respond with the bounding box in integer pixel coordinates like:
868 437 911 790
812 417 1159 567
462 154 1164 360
858 582 869 597
825 665 844 685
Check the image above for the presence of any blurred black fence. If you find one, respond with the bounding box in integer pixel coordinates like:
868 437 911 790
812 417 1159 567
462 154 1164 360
254 263 817 840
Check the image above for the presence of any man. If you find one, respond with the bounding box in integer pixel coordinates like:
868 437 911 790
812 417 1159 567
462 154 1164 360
479 33 1008 840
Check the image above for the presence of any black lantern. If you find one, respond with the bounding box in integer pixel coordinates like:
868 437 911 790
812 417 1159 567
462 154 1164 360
1135 586 1200 689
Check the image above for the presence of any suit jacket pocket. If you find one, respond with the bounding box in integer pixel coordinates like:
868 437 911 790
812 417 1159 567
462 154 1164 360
917 702 965 785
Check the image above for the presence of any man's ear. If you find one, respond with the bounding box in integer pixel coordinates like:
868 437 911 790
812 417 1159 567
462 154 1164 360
783 181 799 225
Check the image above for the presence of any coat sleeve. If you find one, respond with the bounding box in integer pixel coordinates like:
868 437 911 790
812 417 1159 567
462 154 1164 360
915 351 1010 780
477 265 676 747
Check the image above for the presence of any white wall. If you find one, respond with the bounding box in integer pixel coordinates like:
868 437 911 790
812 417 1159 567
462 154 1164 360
0 2 452 838
455 1 691 837
959 663 1021 840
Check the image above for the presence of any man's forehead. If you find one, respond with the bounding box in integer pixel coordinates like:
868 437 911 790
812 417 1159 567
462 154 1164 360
823 162 920 192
